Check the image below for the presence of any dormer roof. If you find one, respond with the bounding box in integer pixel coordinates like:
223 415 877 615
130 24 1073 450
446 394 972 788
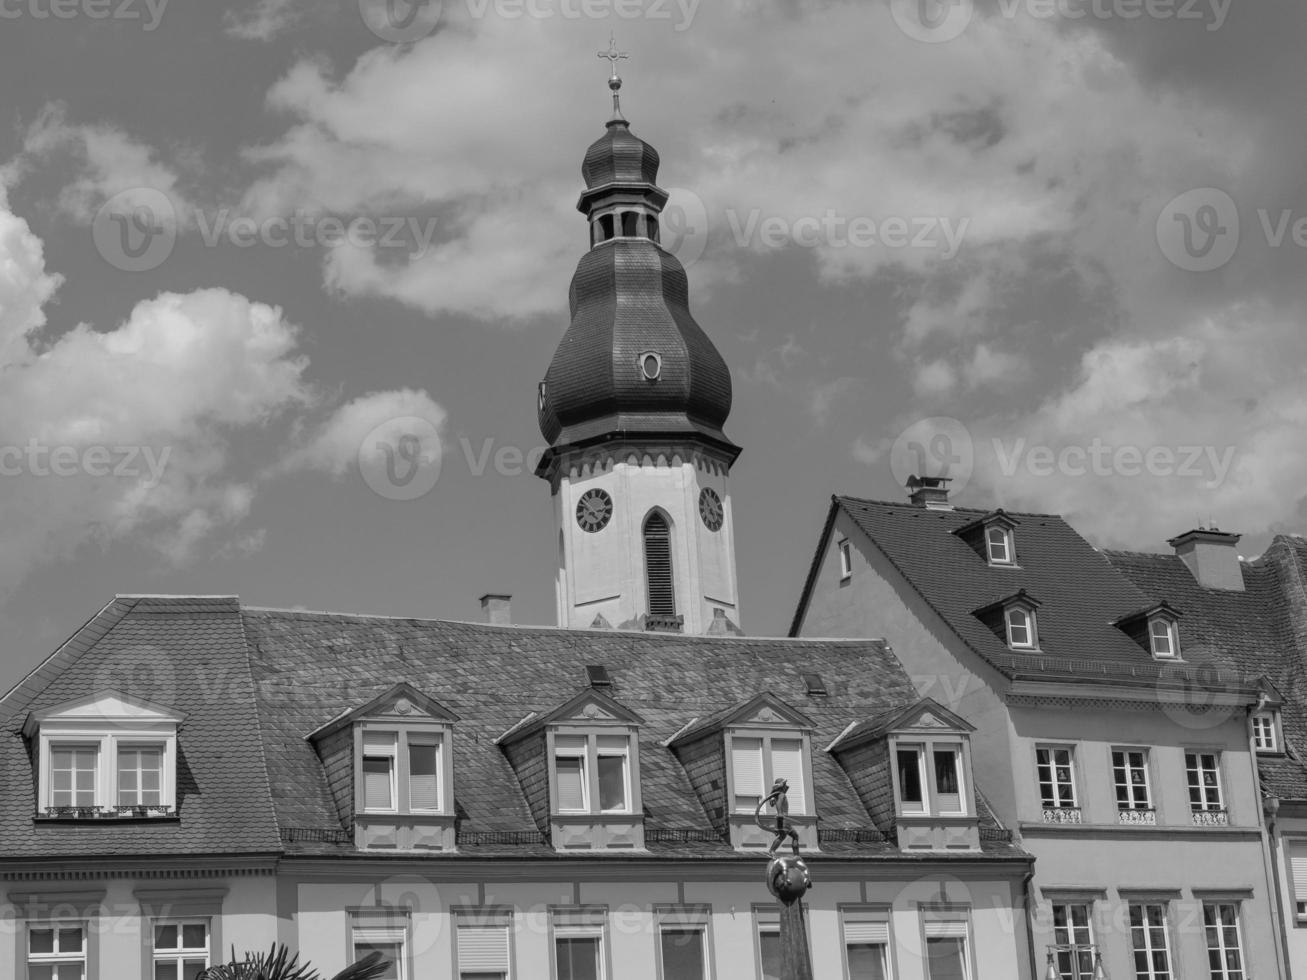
23 690 184 737
827 698 975 755
664 692 816 748
306 681 459 743
495 687 644 746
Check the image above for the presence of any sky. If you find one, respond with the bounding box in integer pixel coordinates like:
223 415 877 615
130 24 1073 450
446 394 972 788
0 0 1303 694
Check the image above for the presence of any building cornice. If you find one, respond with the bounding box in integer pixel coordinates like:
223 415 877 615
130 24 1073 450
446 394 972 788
0 853 280 882
1018 823 1262 843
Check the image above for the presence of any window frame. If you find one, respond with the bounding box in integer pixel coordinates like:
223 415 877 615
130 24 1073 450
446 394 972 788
40 733 177 817
1202 901 1246 980
361 730 399 814
1127 902 1173 980
354 722 453 818
985 526 1014 566
452 907 514 980
26 920 89 980
1185 751 1225 812
1148 617 1180 659
150 917 211 979
1035 745 1079 811
1111 747 1154 812
549 907 608 980
548 729 638 818
838 905 894 980
1252 711 1279 753
653 905 713 980
919 909 974 980
838 539 853 580
1049 902 1096 980
726 731 813 817
890 738 971 818
351 915 409 980
1004 606 1037 650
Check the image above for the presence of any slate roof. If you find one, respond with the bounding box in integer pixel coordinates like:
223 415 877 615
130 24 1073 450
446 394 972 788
0 596 281 860
0 595 1028 865
1107 537 1307 801
793 497 1270 690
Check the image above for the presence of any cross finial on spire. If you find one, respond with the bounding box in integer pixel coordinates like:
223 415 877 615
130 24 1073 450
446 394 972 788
598 32 629 123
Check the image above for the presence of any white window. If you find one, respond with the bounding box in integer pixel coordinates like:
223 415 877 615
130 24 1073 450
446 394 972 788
1186 752 1223 811
362 731 398 812
1036 747 1077 810
730 735 809 815
407 734 441 812
152 920 209 980
839 539 853 579
553 733 633 815
1253 712 1278 752
895 743 967 817
28 692 181 818
1005 607 1036 649
50 745 98 809
1112 749 1152 810
923 920 971 980
456 920 511 980
757 922 782 980
118 746 164 807
1128 903 1172 980
842 913 891 980
986 527 1013 565
353 925 405 980
658 926 707 980
554 929 604 980
1203 903 1245 980
28 923 87 980
1149 618 1179 658
1051 904 1095 980
1291 846 1307 924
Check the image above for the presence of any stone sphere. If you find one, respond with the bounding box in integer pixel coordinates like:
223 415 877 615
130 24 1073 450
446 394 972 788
765 855 812 904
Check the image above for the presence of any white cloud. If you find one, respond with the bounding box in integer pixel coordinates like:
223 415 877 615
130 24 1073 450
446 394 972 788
283 388 447 477
223 0 303 41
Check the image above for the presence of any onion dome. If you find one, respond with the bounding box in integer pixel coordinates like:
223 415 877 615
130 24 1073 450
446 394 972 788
536 69 736 469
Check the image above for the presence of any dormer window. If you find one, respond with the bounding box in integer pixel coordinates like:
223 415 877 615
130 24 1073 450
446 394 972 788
1113 602 1183 661
986 526 1013 565
953 510 1020 566
497 688 645 851
666 692 818 853
1149 617 1179 659
24 692 182 819
893 744 967 816
308 683 458 851
1253 711 1280 753
1005 607 1036 649
973 590 1041 652
839 539 853 580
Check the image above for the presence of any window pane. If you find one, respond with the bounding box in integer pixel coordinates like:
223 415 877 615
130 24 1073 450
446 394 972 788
556 756 587 812
897 749 924 805
925 937 967 980
155 923 179 949
759 932 782 980
181 923 207 950
409 740 439 811
362 756 394 810
597 755 626 812
847 944 887 980
934 749 960 794
555 936 600 980
659 928 704 980
58 928 83 953
771 739 807 814
354 942 400 980
30 928 55 954
154 965 178 980
181 962 206 980
732 737 764 811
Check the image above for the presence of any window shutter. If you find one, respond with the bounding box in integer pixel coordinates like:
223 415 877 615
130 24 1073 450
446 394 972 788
770 739 807 814
408 738 440 812
843 921 890 944
363 731 396 753
556 757 586 812
644 513 676 616
362 760 392 810
923 920 969 939
732 737 764 799
1291 847 1307 896
458 925 509 973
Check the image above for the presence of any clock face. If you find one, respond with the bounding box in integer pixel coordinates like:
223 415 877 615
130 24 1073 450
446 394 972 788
699 487 724 531
576 488 613 533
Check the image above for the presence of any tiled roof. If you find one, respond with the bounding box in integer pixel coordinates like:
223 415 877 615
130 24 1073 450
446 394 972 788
1107 539 1307 801
241 608 1019 859
0 597 281 859
0 596 1028 864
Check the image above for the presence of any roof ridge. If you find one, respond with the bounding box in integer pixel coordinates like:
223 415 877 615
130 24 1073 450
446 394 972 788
835 494 1066 520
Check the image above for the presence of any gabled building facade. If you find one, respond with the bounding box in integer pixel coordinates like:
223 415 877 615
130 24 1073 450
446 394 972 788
791 489 1295 980
0 595 1036 980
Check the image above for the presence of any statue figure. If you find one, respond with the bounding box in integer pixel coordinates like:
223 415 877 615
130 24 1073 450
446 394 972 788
754 777 815 979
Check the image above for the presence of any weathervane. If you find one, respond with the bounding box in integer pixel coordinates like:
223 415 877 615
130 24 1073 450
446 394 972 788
598 32 629 122
754 778 814 980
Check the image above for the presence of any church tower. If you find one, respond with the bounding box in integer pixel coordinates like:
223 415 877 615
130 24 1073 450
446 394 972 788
535 50 741 635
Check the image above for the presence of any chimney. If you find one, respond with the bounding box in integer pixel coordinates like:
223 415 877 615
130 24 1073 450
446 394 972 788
1168 528 1244 591
479 593 513 625
907 474 953 510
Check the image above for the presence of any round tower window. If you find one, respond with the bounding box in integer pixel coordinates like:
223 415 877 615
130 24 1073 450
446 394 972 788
640 352 662 381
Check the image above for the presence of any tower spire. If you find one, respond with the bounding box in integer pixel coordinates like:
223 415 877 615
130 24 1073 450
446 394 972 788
598 32 629 123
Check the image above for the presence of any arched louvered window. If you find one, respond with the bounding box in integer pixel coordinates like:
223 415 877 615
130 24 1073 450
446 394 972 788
644 512 675 616
598 214 615 243
622 211 640 237
647 215 660 244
